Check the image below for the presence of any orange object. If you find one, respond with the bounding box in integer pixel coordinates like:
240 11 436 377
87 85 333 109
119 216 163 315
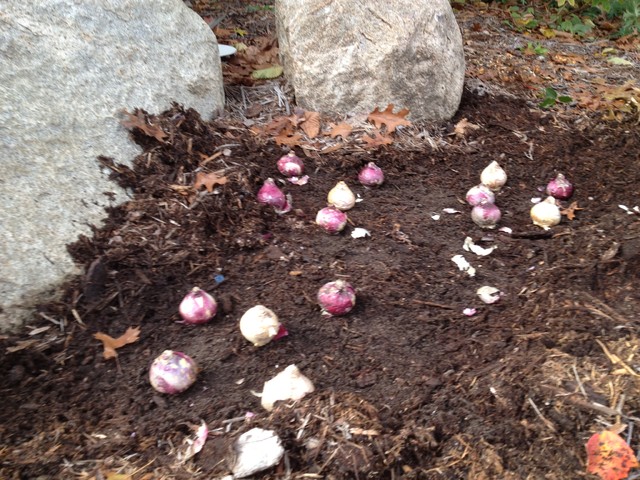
586 430 638 480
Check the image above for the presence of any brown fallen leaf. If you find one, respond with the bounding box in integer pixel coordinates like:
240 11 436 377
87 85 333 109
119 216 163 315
169 184 195 197
264 116 292 135
6 339 39 353
213 27 234 38
94 327 141 359
367 104 412 133
120 110 167 143
198 151 224 167
551 53 585 65
561 201 583 220
453 118 480 137
361 130 394 148
194 171 228 192
328 122 353 139
299 111 321 138
285 109 305 128
274 132 303 147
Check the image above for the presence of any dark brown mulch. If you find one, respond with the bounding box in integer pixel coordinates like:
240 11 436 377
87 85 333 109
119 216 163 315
2 3 640 480
2 89 640 479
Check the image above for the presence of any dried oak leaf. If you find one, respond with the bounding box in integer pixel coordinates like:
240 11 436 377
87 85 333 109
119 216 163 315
120 110 167 143
328 122 353 139
169 185 195 198
286 109 305 128
264 116 293 135
586 430 638 480
213 27 234 38
361 130 393 148
367 104 412 133
299 111 321 139
194 171 228 192
453 118 481 137
560 201 583 220
274 132 303 147
94 327 141 359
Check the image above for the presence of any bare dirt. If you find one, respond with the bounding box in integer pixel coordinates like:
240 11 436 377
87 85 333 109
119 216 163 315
2 2 640 479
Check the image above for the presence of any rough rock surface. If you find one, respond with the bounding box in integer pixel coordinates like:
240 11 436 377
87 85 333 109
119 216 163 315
276 0 465 121
0 0 225 332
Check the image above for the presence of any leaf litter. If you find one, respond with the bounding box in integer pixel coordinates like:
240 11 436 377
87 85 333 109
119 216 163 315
93 327 140 359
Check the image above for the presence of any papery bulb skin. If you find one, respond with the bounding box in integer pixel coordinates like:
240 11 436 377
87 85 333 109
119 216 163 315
261 364 315 411
179 287 217 325
257 178 286 210
327 181 356 211
273 323 289 341
239 305 282 347
546 173 574 200
480 161 507 191
465 184 495 206
277 152 304 177
358 162 385 187
149 350 198 394
316 207 348 234
317 279 356 316
274 194 293 215
531 196 561 230
471 201 501 229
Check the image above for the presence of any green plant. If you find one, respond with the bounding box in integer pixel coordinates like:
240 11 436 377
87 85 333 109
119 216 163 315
539 87 573 109
616 0 640 35
508 5 540 30
557 13 596 34
463 0 640 38
552 0 640 36
246 4 274 12
520 42 549 55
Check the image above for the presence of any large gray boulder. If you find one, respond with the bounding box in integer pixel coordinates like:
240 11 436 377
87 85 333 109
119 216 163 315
276 0 465 122
0 0 224 332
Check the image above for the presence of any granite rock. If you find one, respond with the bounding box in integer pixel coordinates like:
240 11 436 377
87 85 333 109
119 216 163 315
0 0 224 331
276 0 465 121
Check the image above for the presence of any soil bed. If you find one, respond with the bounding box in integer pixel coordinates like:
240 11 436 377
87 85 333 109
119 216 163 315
2 3 640 480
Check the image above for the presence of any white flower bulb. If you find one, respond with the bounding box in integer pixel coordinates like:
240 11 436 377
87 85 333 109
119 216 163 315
530 196 561 230
239 305 282 347
480 161 507 191
327 181 356 211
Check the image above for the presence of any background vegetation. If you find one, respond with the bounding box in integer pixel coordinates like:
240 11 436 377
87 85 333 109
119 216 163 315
451 0 640 37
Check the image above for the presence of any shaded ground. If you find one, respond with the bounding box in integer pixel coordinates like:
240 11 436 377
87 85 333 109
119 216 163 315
2 2 640 479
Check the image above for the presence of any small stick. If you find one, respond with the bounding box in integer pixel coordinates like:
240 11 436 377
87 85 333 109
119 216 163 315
528 397 557 432
222 416 248 424
71 308 86 328
38 312 65 334
412 299 455 310
422 434 470 473
283 451 292 480
571 363 588 398
581 292 630 324
297 413 311 440
510 230 553 239
206 14 227 29
616 393 627 418
595 339 639 377
542 385 640 422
